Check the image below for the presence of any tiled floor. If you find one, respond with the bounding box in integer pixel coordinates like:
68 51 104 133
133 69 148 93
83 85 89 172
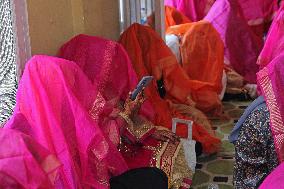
191 100 252 189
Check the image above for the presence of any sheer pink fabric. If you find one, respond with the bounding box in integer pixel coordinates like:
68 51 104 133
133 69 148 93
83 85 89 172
5 55 128 189
238 0 278 25
259 162 284 189
164 0 215 21
205 0 261 83
58 34 155 123
257 53 284 163
258 4 284 69
0 126 60 189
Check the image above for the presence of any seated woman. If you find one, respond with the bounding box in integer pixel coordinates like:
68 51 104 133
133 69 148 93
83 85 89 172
164 0 215 21
118 25 221 154
230 6 284 188
3 55 192 188
204 0 262 85
58 35 194 188
166 20 225 115
230 54 284 188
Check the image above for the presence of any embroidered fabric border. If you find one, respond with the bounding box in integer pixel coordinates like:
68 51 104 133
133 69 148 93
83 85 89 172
258 67 284 162
152 141 181 187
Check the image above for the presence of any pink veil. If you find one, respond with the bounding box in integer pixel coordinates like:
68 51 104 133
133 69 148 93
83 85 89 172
258 4 284 69
0 126 60 188
205 0 261 83
58 34 155 122
238 0 278 26
164 0 215 21
259 162 284 189
5 55 128 188
257 53 284 163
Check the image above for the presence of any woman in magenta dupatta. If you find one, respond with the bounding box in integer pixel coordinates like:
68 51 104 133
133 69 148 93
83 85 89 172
232 54 284 189
164 0 215 21
58 35 193 189
3 55 128 189
204 0 262 84
232 7 284 187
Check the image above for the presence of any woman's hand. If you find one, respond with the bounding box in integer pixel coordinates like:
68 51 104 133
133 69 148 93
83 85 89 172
151 129 180 143
123 90 146 117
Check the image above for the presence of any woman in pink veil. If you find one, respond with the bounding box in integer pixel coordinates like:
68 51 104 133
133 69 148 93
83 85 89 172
205 0 262 84
1 54 180 188
3 55 129 189
58 35 194 189
230 6 284 188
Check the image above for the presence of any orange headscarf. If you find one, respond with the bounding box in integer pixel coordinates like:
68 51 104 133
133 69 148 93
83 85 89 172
147 6 191 30
165 6 191 29
167 20 224 114
119 23 221 154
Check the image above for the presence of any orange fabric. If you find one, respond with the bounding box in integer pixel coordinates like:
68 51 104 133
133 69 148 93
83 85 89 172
119 23 221 154
147 6 191 30
166 20 224 114
165 6 191 29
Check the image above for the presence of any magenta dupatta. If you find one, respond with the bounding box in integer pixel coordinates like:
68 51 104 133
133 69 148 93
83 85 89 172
58 34 155 123
0 126 60 188
238 0 278 26
258 4 284 69
259 162 284 189
164 0 215 21
5 55 128 188
204 0 261 83
257 54 284 163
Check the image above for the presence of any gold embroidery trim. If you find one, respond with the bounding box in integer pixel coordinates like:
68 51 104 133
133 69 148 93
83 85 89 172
118 112 153 140
149 141 181 188
258 67 284 162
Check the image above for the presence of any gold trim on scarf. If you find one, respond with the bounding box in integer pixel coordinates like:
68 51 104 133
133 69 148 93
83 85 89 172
148 141 181 188
258 67 284 162
89 92 106 121
118 112 154 140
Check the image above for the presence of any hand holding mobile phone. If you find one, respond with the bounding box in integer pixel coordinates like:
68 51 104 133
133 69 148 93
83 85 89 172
130 76 154 101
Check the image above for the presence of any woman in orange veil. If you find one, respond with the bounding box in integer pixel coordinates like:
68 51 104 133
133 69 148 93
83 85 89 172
166 20 224 114
119 23 221 154
147 6 191 30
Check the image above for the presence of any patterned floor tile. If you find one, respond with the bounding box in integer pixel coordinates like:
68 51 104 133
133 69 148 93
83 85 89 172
191 99 252 188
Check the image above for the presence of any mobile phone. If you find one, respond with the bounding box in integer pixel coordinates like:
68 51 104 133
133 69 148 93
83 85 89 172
131 76 154 100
